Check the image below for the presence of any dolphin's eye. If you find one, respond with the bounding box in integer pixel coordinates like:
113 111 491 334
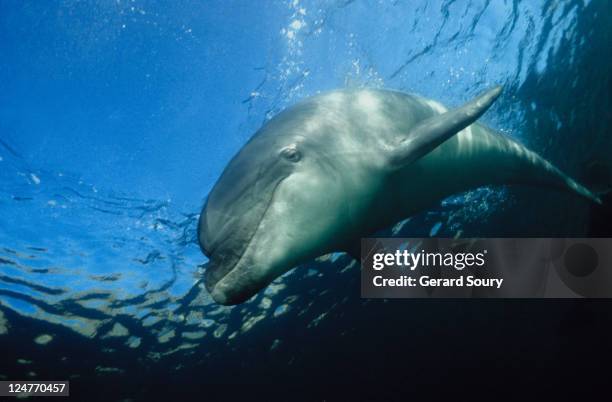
280 145 301 162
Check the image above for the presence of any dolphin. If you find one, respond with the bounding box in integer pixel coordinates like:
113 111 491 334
198 86 600 305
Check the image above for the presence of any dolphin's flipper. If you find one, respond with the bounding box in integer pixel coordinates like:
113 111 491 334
389 85 503 168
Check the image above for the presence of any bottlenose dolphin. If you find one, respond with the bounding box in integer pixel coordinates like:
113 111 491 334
198 86 600 305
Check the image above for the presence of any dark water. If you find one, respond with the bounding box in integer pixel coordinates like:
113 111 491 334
1 1 611 400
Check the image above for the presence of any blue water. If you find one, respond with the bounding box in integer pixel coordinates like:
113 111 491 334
1 1 611 400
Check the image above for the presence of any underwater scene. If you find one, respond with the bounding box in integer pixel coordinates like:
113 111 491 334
1 0 611 400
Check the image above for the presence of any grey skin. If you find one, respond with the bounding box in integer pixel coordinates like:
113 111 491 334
198 86 600 305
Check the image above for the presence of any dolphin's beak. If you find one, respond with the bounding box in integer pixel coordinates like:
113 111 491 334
204 256 262 305
201 191 272 305
198 132 295 305
203 259 226 300
200 191 273 305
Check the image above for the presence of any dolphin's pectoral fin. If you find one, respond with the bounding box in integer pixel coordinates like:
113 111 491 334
388 85 503 169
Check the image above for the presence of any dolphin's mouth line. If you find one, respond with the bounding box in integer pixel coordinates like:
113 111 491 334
206 176 289 294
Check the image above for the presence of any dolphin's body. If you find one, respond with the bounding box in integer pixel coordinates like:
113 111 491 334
198 87 599 305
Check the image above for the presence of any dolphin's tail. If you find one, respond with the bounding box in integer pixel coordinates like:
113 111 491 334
495 133 601 204
543 163 602 204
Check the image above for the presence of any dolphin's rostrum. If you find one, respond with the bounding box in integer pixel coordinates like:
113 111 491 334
198 86 600 305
